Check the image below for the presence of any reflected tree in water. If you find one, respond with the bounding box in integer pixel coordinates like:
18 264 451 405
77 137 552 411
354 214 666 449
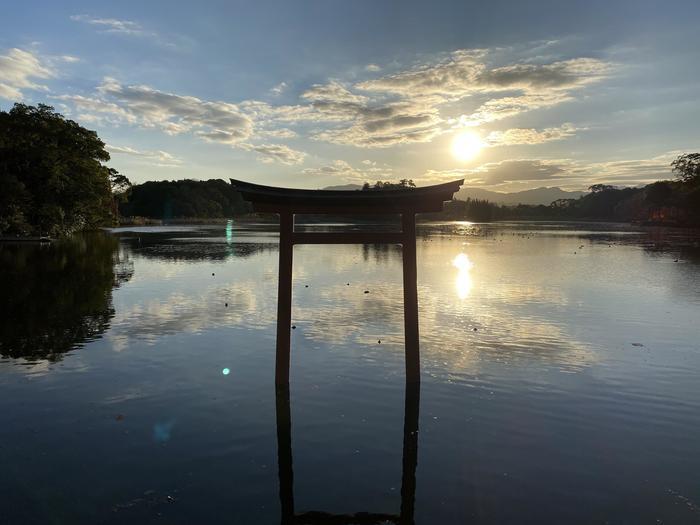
0 233 133 360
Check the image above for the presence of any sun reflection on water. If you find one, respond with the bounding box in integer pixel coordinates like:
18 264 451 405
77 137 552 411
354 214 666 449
452 253 474 299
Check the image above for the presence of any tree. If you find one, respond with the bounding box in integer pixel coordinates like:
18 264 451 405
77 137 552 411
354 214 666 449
0 103 127 236
671 153 700 184
588 184 615 193
362 179 416 190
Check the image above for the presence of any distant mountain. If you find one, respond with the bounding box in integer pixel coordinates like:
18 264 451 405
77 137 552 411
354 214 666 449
456 186 586 206
321 183 585 206
321 183 363 191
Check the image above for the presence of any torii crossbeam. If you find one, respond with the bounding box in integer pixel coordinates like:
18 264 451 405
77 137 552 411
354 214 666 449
231 178 464 384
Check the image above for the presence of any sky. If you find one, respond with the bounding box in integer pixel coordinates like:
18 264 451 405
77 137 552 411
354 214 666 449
1 0 699 190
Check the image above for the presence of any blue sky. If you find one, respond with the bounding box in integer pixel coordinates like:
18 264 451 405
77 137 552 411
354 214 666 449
1 0 699 190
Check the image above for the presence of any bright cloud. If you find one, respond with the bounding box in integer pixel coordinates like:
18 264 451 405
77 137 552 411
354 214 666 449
486 123 578 146
240 143 306 165
0 48 53 100
97 77 254 139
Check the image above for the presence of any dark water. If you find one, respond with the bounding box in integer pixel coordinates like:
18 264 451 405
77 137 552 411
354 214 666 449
1 222 700 524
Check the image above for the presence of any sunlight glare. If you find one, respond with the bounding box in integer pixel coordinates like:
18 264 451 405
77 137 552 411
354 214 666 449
451 131 484 162
452 253 474 299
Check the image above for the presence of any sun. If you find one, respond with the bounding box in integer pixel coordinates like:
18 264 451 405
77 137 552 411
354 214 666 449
451 131 484 162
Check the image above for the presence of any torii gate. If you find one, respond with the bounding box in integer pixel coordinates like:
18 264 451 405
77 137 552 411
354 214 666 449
231 178 464 384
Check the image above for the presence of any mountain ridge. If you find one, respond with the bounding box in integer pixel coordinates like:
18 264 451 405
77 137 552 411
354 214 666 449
321 184 586 205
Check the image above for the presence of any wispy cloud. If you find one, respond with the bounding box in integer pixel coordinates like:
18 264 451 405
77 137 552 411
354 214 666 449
423 151 677 189
50 44 614 169
302 159 393 182
107 144 183 168
97 77 254 139
70 15 148 36
269 81 287 96
240 143 306 165
69 14 175 47
0 48 53 100
485 123 578 146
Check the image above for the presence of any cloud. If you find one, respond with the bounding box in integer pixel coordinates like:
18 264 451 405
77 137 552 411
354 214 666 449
300 80 444 147
0 48 53 100
485 123 578 146
270 81 287 96
107 144 183 168
425 159 569 186
51 94 138 124
302 159 393 182
359 52 609 99
259 127 297 139
56 78 308 165
96 77 254 139
355 51 611 131
302 80 369 105
357 49 487 99
422 152 677 190
583 153 676 186
70 15 149 36
365 64 381 72
240 143 306 165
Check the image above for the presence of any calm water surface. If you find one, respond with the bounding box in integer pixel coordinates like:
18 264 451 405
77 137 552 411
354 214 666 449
1 222 700 524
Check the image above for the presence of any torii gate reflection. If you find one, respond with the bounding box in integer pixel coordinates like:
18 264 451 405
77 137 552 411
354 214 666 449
275 382 420 525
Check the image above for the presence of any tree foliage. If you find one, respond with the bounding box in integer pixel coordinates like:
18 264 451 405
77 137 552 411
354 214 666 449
362 179 416 190
119 179 250 219
0 103 128 236
671 153 700 184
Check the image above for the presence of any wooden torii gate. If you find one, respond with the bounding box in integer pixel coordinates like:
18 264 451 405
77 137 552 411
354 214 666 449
231 178 464 384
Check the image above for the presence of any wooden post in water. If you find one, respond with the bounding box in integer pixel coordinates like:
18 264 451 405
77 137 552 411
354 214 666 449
276 212 294 385
402 212 420 384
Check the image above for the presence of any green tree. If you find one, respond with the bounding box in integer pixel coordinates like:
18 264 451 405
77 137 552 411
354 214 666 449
0 103 128 236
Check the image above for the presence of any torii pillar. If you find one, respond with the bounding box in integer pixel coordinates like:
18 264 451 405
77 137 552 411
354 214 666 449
231 178 463 385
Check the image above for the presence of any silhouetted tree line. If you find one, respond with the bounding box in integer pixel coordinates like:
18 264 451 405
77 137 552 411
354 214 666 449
425 155 700 225
362 179 416 190
119 179 251 219
0 104 130 237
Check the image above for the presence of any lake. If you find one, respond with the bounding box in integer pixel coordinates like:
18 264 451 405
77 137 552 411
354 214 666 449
1 221 700 524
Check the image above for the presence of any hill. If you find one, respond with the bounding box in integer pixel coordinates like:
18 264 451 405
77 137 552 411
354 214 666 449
321 183 585 206
455 186 586 205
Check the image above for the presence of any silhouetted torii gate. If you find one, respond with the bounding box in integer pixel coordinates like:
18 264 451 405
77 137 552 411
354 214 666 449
231 178 464 384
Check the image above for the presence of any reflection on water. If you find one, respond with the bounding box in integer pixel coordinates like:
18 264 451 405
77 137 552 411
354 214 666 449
452 253 474 299
0 233 132 361
276 381 420 525
1 222 700 524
